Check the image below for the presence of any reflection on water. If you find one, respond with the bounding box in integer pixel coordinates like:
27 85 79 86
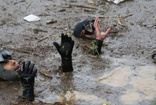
96 65 156 104
121 66 156 104
95 66 132 87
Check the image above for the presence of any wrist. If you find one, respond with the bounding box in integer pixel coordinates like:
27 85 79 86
21 79 35 101
23 88 34 101
89 39 103 55
62 57 73 72
96 37 104 41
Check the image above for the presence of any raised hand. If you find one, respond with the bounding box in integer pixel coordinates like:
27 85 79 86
94 17 111 41
53 34 74 72
18 61 37 101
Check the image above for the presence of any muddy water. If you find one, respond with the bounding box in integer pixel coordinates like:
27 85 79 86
0 0 156 105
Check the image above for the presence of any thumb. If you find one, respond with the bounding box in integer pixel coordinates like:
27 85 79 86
53 42 61 53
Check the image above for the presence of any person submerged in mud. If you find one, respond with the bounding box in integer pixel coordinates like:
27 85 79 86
73 17 111 55
0 50 37 101
0 34 74 101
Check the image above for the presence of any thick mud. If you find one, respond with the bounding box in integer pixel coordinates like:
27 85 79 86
0 0 156 105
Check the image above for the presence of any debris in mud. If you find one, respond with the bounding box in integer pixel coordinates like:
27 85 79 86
99 14 133 19
58 9 66 12
84 8 95 12
38 36 49 42
88 0 96 5
8 48 39 56
107 0 126 4
14 0 26 5
38 33 72 42
99 14 133 27
117 18 127 27
38 13 50 17
46 19 57 25
33 29 48 34
39 71 53 79
24 14 40 22
38 34 60 42
69 4 97 9
25 3 32 12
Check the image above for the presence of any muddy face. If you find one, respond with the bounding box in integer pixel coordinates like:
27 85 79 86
2 60 20 71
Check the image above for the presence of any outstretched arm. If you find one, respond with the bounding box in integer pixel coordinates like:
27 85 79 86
53 34 74 72
89 18 111 55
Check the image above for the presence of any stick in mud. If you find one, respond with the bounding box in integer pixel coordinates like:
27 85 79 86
25 2 32 12
38 33 72 42
39 71 52 79
69 4 97 9
14 0 25 5
99 14 133 19
38 34 60 42
8 48 39 56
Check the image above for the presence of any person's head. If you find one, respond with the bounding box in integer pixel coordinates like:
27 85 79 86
73 19 95 39
0 50 20 71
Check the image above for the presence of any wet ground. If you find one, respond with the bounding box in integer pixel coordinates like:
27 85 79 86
0 0 156 105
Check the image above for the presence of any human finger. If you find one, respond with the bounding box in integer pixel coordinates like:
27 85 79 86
25 61 31 73
53 42 61 53
104 28 111 36
29 63 34 74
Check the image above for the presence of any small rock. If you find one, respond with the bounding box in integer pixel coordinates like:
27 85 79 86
46 19 57 24
64 28 68 31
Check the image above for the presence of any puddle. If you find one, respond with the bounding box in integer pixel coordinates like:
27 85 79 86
95 65 156 104
95 66 132 87
121 66 156 104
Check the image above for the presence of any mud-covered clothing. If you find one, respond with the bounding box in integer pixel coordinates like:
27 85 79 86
0 50 19 81
0 64 20 81
89 39 103 55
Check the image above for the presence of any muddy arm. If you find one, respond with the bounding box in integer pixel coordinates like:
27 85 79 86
89 39 103 55
53 34 74 72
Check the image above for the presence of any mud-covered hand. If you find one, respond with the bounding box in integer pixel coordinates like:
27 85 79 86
53 34 74 72
18 61 37 101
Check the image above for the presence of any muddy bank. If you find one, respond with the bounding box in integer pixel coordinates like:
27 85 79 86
0 0 156 105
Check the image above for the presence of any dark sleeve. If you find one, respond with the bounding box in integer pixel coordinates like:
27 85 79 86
62 57 73 72
0 65 20 81
89 39 103 55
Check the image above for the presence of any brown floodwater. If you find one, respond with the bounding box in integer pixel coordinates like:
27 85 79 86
0 0 156 105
